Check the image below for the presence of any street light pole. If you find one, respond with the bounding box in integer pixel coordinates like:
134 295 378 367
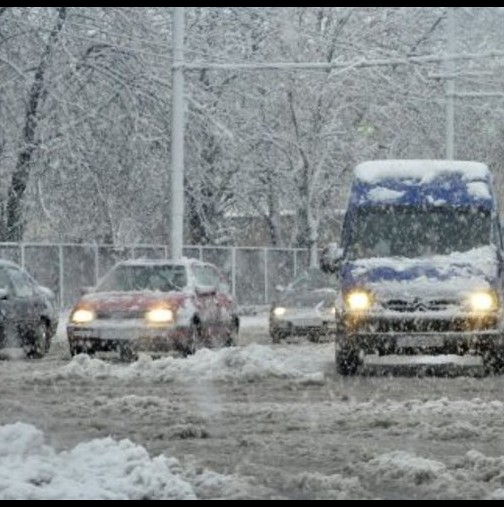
446 7 455 160
170 7 185 260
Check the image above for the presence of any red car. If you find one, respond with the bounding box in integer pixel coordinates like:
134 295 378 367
66 258 239 361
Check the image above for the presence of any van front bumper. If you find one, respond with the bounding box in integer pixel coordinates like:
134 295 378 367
337 312 504 355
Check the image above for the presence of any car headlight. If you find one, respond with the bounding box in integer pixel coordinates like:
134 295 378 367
71 309 95 324
345 290 372 312
145 308 174 324
273 306 286 317
468 291 497 312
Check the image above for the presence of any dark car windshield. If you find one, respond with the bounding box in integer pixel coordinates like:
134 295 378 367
345 206 492 260
96 265 188 292
288 268 339 291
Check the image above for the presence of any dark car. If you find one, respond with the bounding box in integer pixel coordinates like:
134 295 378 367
67 258 240 361
0 259 59 358
269 267 339 343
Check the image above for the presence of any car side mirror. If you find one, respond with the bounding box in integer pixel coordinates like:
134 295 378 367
80 286 95 295
195 284 217 297
275 284 285 293
39 285 55 299
320 242 343 274
0 287 9 300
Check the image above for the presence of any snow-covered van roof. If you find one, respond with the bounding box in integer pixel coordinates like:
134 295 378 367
350 159 495 209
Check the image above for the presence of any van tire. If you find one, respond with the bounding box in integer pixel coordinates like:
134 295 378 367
336 343 362 376
482 349 504 375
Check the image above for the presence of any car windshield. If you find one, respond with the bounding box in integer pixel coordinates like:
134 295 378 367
95 265 188 292
345 206 492 260
289 268 339 290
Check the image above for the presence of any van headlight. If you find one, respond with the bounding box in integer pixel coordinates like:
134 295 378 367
468 291 497 312
345 290 373 312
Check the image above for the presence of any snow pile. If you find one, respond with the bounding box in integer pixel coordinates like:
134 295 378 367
0 422 275 500
288 471 372 500
362 449 504 500
0 422 195 500
44 342 331 384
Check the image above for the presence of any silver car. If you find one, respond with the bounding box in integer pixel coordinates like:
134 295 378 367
269 267 339 343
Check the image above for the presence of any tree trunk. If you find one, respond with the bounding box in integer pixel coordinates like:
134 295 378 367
3 7 67 242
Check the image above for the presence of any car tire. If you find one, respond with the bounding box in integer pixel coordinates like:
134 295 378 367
336 343 362 376
25 321 49 359
307 332 320 343
270 329 285 344
118 344 138 363
225 320 239 347
69 341 97 357
69 342 84 357
183 322 201 356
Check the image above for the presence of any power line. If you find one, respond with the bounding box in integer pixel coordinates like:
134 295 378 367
182 49 504 72
5 16 173 62
53 16 173 51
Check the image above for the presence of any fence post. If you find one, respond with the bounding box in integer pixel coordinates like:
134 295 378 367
20 243 25 268
231 246 236 299
264 247 268 304
94 245 99 286
59 244 64 307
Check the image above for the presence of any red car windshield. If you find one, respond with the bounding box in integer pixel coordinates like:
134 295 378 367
96 265 188 292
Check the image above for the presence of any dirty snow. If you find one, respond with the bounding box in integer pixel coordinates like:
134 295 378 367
1 313 504 499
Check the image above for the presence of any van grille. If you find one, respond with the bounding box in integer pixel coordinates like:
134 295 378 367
352 316 498 333
384 299 457 312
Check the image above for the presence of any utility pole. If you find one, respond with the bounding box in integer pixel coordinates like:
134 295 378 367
445 6 455 160
170 7 185 260
171 6 502 264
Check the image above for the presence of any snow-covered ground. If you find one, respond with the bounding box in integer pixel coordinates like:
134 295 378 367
1 313 504 499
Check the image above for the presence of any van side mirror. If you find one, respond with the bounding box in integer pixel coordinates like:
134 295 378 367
320 242 343 274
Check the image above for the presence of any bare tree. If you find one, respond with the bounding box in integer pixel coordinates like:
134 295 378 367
2 7 67 241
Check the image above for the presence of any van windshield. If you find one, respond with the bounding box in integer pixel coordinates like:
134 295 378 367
345 206 492 260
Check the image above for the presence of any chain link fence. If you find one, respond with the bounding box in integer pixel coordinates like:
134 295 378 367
0 242 315 309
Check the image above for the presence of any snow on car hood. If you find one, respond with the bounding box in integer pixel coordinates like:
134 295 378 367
341 245 499 301
78 291 186 312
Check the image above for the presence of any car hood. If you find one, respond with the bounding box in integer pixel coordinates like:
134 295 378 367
275 288 338 309
341 245 499 300
77 291 186 312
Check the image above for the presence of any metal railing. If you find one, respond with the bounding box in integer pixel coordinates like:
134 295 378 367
0 242 314 309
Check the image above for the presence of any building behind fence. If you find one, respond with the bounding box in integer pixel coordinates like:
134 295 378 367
0 243 319 309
